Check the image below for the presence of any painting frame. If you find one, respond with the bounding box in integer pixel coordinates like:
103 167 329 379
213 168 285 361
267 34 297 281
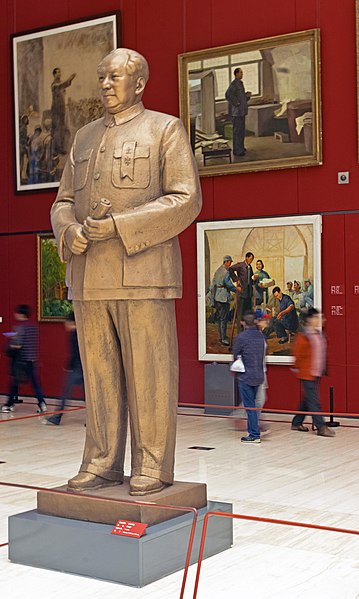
12 11 120 193
37 233 72 322
197 214 322 364
178 29 322 177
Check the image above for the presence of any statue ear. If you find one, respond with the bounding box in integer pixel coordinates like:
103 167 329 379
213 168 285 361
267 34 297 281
135 77 146 96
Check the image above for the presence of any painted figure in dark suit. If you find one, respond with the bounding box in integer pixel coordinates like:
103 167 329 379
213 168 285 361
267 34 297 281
51 68 76 155
225 68 252 156
229 252 255 329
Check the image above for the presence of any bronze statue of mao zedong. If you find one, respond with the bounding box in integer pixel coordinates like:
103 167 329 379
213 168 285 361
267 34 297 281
51 48 202 496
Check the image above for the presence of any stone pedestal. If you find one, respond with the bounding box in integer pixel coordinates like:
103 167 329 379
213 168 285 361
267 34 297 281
37 478 207 526
9 501 233 587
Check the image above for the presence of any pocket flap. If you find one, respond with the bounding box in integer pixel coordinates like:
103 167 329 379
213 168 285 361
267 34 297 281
76 148 93 163
113 145 150 159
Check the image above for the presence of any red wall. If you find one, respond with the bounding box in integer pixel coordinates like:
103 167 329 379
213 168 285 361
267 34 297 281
0 0 358 414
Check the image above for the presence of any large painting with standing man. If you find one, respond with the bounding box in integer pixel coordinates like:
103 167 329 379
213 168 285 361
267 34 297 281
178 29 321 177
12 12 119 192
197 215 322 364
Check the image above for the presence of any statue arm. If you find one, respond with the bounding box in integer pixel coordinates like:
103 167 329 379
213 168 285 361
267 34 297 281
50 137 88 260
112 118 202 256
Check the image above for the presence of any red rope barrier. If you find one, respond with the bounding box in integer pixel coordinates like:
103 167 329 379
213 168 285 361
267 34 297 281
0 406 85 423
178 402 359 418
192 511 359 598
0 480 197 599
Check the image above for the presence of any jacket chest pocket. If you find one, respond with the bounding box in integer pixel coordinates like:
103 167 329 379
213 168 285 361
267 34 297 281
112 143 150 189
74 149 93 191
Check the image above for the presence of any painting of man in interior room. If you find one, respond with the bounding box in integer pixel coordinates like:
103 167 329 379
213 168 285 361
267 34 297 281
12 13 119 192
196 215 322 365
178 29 321 177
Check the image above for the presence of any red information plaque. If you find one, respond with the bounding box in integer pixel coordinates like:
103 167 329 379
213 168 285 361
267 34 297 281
111 519 148 538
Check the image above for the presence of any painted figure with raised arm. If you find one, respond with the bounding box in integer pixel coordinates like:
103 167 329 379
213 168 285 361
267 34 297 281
51 48 202 496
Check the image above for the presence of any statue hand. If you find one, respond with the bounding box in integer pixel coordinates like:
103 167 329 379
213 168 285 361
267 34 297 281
65 224 89 255
83 215 116 241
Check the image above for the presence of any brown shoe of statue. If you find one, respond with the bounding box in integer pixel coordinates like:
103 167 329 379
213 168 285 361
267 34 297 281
67 472 123 491
129 475 168 496
317 426 336 437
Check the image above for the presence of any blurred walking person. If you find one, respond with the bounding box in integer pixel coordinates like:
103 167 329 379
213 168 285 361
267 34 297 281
1 305 47 413
291 308 335 437
44 313 83 425
232 312 265 443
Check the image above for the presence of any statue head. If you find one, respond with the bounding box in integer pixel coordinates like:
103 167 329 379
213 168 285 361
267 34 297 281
97 48 149 114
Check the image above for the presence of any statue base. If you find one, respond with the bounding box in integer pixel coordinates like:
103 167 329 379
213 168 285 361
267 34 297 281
8 501 233 587
37 477 207 526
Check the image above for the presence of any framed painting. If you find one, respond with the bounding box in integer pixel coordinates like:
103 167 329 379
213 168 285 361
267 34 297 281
178 29 322 177
12 12 120 192
197 215 322 364
37 234 72 321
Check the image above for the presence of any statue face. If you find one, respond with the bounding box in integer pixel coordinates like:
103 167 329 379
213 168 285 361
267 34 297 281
97 54 142 114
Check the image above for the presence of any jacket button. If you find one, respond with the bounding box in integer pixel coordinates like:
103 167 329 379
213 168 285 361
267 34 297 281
94 173 100 180
100 146 106 152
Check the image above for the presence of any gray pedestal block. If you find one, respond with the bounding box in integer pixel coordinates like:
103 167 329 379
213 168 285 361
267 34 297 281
8 501 233 587
204 362 236 415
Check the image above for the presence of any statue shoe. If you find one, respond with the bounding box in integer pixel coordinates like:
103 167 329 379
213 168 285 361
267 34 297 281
129 475 169 496
67 472 122 491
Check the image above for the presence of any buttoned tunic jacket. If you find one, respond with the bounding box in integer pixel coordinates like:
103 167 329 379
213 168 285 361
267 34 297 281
211 264 237 303
51 102 202 300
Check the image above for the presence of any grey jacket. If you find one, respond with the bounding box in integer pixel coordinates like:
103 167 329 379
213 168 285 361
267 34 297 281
210 264 237 303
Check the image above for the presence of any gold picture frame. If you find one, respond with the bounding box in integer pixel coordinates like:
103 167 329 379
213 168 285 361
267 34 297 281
37 234 72 322
12 12 120 192
178 29 322 177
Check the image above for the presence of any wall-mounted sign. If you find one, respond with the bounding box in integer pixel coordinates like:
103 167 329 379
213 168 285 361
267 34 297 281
330 305 344 316
330 285 344 295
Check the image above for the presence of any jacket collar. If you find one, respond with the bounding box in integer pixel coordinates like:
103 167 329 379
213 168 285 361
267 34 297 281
103 102 145 127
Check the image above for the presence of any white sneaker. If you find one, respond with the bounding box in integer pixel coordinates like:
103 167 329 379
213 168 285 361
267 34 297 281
1 405 14 413
37 402 47 414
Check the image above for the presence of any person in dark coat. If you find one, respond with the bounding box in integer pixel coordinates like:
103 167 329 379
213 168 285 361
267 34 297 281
1 305 47 413
44 312 84 426
229 252 255 331
232 312 265 443
225 68 252 156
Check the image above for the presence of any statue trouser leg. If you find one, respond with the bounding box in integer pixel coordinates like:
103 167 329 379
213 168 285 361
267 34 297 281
73 299 178 485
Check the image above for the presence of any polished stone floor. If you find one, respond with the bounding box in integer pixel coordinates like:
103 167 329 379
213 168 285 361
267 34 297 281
0 399 358 598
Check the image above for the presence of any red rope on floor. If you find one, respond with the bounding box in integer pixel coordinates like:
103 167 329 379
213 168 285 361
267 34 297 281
192 510 359 598
178 402 359 418
0 406 85 423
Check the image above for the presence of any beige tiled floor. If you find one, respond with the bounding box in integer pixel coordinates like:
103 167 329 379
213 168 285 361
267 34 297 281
0 399 359 598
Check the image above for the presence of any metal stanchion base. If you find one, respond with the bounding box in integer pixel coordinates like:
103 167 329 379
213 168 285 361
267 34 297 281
326 420 340 427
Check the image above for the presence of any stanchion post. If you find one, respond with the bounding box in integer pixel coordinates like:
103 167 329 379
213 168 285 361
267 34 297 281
327 386 340 428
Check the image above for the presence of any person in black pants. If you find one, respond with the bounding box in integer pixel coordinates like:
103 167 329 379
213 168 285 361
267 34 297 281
44 312 84 425
225 68 252 156
1 305 47 413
